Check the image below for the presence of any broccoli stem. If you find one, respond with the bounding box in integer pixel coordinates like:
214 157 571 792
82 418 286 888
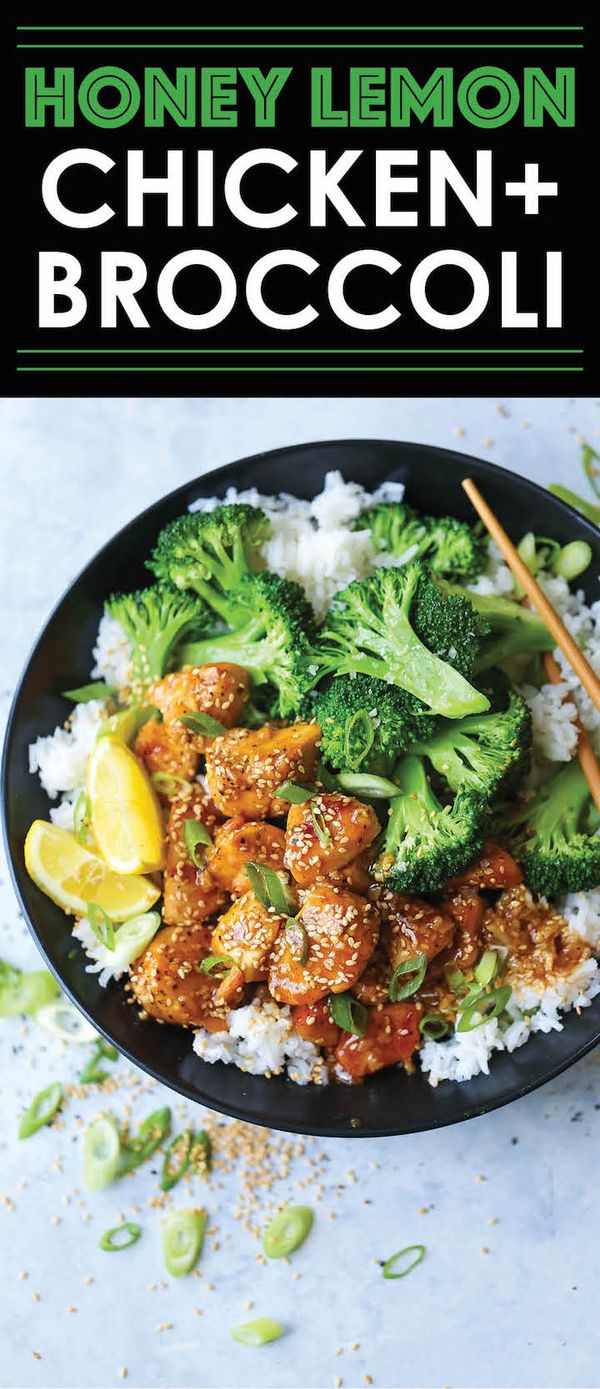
530 759 590 843
333 571 489 718
181 622 272 686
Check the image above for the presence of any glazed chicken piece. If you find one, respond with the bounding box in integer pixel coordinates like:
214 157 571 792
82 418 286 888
211 889 287 982
335 1003 421 1080
483 883 589 988
205 722 321 819
130 923 229 1030
291 1000 341 1050
435 887 485 973
284 793 380 887
373 889 455 969
207 817 286 897
150 663 250 750
314 848 374 896
268 884 380 1006
162 789 228 927
353 947 393 1006
134 716 198 784
446 840 523 891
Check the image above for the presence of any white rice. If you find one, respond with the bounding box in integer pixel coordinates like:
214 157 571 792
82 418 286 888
559 889 600 947
71 916 160 988
517 681 580 763
27 472 600 1088
421 959 600 1087
192 995 326 1086
91 612 132 689
189 469 406 620
28 699 107 799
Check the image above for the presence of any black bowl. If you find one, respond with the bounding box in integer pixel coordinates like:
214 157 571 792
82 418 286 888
3 439 600 1137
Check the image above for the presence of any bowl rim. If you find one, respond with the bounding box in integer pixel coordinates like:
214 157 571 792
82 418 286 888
3 436 600 1137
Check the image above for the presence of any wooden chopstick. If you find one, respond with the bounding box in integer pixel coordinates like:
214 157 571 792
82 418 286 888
543 652 600 814
462 477 600 715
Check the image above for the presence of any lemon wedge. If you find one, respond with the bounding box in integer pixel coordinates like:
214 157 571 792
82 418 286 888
24 821 160 921
87 737 166 874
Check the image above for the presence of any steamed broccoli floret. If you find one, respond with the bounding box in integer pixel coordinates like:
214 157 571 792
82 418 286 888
373 754 486 894
354 502 486 581
501 760 600 896
178 571 317 718
147 504 270 624
315 563 490 719
411 691 532 800
354 503 428 558
312 675 437 775
439 585 554 672
106 583 209 699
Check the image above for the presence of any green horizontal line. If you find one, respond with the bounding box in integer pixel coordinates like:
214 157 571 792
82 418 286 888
17 348 583 356
15 26 585 32
16 43 583 49
17 365 584 373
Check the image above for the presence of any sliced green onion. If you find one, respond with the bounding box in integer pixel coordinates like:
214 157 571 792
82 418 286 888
444 965 467 994
245 862 291 915
273 781 317 804
517 531 538 574
97 708 139 744
0 969 60 1018
554 540 593 581
382 1244 426 1280
261 1205 314 1259
0 959 21 987
474 949 502 988
82 1114 121 1190
231 1318 284 1347
183 818 213 868
284 917 309 966
329 992 368 1037
190 1130 212 1172
87 903 115 952
73 790 92 846
36 1000 97 1045
178 712 226 738
457 984 512 1033
18 1082 63 1140
419 1015 450 1041
458 984 486 1012
548 484 600 527
62 681 117 703
80 1039 119 1084
162 1207 206 1278
119 1106 172 1173
99 1221 141 1252
343 709 375 770
160 1131 193 1192
151 771 193 799
337 771 400 799
389 953 427 1002
582 441 600 499
98 705 159 743
201 953 236 978
110 911 161 968
310 802 331 849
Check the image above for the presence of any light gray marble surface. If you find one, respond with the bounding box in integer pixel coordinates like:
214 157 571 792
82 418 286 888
1 396 600 1389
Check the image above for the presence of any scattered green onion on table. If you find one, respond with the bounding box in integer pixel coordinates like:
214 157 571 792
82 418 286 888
261 1205 314 1259
382 1245 427 1280
162 1207 207 1278
99 1222 142 1252
18 1082 63 1140
231 1318 284 1347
